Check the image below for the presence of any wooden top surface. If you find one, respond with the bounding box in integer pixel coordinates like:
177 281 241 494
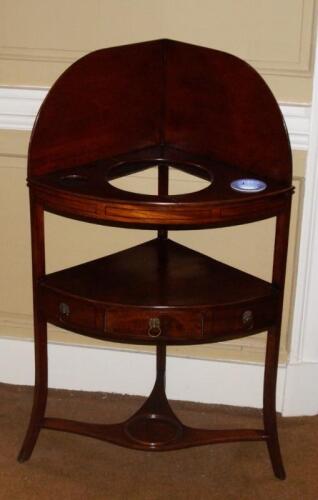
30 145 293 228
31 145 289 204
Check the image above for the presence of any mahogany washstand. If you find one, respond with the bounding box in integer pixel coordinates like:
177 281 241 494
18 40 293 479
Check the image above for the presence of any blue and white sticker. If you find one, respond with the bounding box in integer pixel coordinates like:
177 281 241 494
230 178 267 193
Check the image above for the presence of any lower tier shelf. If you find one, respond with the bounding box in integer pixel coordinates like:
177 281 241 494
41 341 268 452
39 238 279 344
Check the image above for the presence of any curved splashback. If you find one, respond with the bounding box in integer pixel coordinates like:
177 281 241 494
28 39 291 184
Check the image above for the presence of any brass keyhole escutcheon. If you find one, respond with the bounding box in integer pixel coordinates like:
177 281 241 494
148 317 162 337
242 310 253 330
59 302 70 322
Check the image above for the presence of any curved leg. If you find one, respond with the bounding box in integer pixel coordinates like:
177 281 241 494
263 326 286 479
18 197 47 462
18 317 48 462
263 201 291 479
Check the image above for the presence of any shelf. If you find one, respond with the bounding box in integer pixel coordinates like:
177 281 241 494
40 238 279 344
29 146 293 229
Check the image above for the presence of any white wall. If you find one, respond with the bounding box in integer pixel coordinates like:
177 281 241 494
282 26 318 416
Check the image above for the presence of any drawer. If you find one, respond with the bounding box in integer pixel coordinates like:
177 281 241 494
202 298 278 340
105 307 203 341
39 287 278 343
39 287 102 333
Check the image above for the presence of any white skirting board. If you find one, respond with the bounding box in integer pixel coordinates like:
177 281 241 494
1 337 317 417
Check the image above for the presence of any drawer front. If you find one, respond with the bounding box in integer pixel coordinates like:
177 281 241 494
39 287 278 343
105 308 203 341
203 298 278 339
40 288 101 333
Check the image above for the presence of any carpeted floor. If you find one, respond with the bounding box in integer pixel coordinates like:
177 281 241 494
0 382 317 500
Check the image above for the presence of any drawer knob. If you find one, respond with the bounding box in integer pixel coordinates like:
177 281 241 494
59 302 70 322
148 317 162 337
242 310 253 329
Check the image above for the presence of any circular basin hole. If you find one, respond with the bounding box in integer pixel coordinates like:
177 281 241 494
107 160 212 196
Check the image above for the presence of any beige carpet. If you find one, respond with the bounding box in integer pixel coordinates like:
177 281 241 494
0 382 317 500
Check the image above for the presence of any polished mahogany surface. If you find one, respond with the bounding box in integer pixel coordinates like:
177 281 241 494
39 238 279 344
164 41 291 183
29 145 292 228
19 40 293 480
41 239 275 307
29 41 164 176
28 39 291 183
27 40 292 229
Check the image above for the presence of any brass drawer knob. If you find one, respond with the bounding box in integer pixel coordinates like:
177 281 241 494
59 302 70 322
242 310 253 329
148 317 162 337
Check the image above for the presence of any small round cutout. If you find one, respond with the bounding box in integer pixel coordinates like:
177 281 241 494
230 178 267 193
59 174 88 185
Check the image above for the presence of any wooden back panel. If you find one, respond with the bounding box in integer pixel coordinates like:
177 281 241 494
29 39 291 184
28 40 164 176
164 41 292 183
